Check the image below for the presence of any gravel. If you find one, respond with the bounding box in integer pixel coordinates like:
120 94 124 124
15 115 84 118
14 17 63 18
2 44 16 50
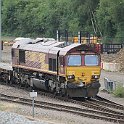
100 70 124 90
99 70 124 106
0 101 113 124
0 84 81 108
0 110 49 124
101 48 124 71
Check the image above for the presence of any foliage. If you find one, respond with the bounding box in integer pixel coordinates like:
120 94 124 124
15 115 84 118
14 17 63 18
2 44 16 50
113 85 124 98
1 0 124 43
96 0 124 43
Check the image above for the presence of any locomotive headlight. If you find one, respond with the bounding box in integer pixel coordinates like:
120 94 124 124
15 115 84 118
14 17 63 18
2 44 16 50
67 75 75 79
92 75 99 79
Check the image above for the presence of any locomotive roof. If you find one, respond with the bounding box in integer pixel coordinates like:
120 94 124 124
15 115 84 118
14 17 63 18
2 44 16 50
12 38 81 55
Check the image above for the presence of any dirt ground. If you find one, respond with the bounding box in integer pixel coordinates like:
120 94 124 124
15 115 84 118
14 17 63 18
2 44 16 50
0 84 114 124
101 48 124 71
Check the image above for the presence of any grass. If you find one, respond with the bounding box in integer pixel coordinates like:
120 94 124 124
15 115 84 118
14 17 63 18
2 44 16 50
0 103 6 111
113 85 124 98
0 102 18 111
1 36 16 41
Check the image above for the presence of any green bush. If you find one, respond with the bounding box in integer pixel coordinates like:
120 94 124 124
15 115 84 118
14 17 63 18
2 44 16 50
113 85 124 98
0 104 5 111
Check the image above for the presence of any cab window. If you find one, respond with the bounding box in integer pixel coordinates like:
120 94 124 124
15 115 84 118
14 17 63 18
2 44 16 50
67 55 81 66
85 55 99 66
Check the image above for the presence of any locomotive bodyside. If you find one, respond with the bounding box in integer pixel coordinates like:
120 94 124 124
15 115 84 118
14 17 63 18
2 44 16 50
11 38 101 97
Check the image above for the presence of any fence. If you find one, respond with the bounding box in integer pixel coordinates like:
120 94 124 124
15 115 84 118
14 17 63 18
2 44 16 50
101 44 123 54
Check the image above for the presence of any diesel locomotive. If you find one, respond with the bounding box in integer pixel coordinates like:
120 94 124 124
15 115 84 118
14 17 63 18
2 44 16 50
2 38 101 97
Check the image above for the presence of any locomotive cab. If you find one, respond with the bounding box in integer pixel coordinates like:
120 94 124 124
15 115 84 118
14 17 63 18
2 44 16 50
65 48 101 97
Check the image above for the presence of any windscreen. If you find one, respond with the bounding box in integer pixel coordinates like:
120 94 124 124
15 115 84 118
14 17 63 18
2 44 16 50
67 55 81 66
85 55 99 66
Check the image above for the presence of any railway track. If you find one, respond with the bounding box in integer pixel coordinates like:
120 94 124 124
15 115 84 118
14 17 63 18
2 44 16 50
38 90 124 114
91 96 124 110
0 93 124 123
95 96 124 110
0 81 124 123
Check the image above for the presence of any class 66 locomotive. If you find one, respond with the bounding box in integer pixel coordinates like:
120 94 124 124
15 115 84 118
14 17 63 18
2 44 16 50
11 38 101 98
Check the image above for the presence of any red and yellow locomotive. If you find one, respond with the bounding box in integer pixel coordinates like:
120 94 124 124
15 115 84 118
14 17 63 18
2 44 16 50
11 38 101 97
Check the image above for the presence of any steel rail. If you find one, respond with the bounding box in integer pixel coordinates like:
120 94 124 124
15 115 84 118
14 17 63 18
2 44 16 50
0 93 124 123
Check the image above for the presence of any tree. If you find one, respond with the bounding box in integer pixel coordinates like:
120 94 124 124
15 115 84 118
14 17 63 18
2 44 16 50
2 0 124 43
96 0 124 43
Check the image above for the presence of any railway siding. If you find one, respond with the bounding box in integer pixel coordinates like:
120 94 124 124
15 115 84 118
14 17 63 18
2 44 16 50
0 82 124 124
0 93 124 123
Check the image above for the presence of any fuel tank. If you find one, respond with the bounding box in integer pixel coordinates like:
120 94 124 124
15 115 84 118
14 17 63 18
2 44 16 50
32 78 48 90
